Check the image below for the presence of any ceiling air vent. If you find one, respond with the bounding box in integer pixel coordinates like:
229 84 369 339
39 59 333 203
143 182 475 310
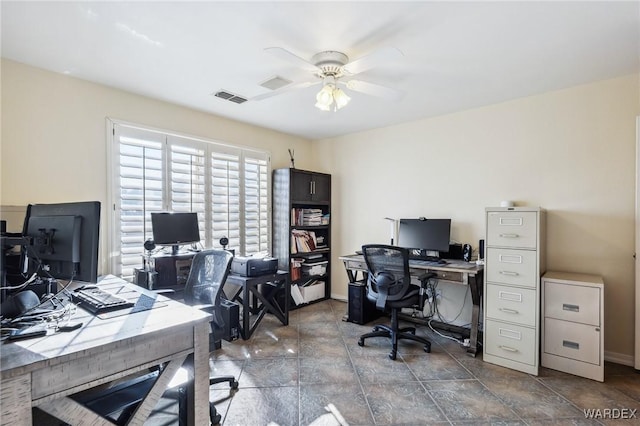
259 76 292 91
213 90 248 104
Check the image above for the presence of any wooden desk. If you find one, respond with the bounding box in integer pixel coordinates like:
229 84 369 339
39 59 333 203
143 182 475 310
0 275 211 425
339 254 484 356
225 271 290 340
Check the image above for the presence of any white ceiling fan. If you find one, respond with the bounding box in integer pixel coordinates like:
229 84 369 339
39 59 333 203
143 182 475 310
253 46 404 111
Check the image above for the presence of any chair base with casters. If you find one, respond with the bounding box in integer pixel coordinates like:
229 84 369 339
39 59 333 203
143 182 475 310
358 305 431 360
208 374 239 424
357 244 436 360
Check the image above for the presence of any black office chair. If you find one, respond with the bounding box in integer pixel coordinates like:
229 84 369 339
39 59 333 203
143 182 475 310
69 249 239 426
357 244 434 360
183 249 239 424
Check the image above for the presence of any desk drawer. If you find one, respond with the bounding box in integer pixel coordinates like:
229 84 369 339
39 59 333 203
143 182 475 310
486 248 537 288
485 319 536 365
544 281 600 326
434 270 463 283
544 318 600 365
345 260 367 271
486 284 537 326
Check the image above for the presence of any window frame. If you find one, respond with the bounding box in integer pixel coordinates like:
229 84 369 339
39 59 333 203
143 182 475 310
107 118 271 280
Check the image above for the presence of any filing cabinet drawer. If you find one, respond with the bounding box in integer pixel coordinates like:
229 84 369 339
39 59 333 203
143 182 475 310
486 248 538 288
544 281 600 326
544 318 600 365
485 319 536 365
486 211 537 249
486 284 537 326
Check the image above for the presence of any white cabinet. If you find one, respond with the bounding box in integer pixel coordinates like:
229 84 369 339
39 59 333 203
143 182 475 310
541 271 604 382
483 207 545 375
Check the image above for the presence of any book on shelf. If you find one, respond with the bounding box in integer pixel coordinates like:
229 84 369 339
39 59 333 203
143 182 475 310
291 208 326 226
291 229 317 253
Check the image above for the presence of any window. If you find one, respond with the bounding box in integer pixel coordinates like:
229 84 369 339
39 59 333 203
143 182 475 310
109 121 270 280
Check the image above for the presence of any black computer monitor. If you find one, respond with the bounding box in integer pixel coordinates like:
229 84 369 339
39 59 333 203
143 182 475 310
151 212 200 254
397 218 451 256
23 201 101 283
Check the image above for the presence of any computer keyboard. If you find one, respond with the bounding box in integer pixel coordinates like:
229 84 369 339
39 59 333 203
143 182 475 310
71 287 134 315
409 258 447 267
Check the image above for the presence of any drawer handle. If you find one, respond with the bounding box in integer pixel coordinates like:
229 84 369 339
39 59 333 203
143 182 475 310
499 233 520 238
563 340 580 350
498 328 521 340
498 291 522 302
562 304 579 312
499 308 519 314
499 271 519 276
498 345 519 352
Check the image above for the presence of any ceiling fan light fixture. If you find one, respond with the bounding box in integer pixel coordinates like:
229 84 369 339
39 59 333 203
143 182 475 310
315 78 350 112
333 88 351 110
315 83 334 111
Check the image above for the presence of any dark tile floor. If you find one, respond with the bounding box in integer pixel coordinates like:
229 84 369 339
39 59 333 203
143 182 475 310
166 299 640 425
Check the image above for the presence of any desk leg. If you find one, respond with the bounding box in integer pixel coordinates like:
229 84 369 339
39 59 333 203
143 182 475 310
242 281 251 339
1 374 32 426
467 273 483 357
187 321 211 425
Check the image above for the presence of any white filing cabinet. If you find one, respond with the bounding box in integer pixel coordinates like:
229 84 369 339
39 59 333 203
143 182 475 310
483 207 545 375
541 271 604 382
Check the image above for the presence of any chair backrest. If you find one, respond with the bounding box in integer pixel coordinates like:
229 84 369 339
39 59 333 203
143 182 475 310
362 244 413 309
183 249 234 325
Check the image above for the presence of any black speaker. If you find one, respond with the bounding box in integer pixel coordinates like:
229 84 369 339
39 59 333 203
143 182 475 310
463 244 472 262
348 281 381 325
479 239 485 260
218 299 240 342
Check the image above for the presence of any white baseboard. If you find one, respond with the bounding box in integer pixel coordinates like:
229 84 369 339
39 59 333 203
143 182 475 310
604 350 634 367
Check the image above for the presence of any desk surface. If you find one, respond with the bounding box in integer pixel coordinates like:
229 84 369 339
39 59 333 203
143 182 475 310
1 275 210 378
1 275 211 425
339 254 483 275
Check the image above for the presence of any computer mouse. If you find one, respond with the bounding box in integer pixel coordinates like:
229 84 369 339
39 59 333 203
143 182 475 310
1 290 41 319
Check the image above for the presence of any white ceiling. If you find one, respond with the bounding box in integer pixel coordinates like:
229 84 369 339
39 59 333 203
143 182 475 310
2 1 639 140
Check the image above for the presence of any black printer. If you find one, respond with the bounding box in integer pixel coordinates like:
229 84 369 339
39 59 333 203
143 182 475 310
231 256 278 277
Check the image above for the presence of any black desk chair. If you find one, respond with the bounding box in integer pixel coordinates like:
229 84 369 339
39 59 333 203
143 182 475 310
357 244 434 360
183 248 239 424
70 249 239 425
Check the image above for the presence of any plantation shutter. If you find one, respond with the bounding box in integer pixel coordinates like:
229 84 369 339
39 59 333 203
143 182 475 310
168 137 207 242
210 149 241 253
110 121 271 281
244 153 270 254
113 125 165 280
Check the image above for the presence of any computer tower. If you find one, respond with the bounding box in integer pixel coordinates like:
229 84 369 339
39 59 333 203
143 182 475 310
348 281 382 325
218 299 240 342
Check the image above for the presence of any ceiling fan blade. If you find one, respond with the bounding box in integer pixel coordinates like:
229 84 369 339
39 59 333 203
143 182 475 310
252 80 320 101
265 47 320 72
343 47 404 75
343 79 404 101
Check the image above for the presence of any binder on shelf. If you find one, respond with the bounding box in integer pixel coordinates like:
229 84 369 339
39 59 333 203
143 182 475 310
290 284 305 305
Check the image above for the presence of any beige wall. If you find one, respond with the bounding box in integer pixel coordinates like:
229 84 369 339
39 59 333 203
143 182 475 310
1 59 311 273
314 74 640 360
3 58 639 361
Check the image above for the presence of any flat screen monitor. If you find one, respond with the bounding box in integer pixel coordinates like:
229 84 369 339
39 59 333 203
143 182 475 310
23 201 101 283
151 212 200 254
398 218 451 255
